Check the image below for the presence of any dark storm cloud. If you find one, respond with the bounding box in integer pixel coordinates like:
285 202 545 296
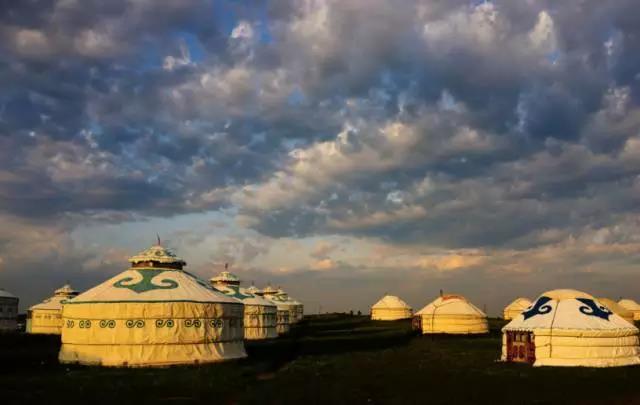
1 0 640 252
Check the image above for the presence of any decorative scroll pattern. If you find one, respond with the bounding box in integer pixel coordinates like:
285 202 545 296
99 320 116 328
576 298 613 320
113 269 179 293
522 296 553 320
125 319 146 328
155 319 175 328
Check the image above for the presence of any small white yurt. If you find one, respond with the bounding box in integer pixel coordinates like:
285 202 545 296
503 298 532 321
259 285 291 334
370 295 412 321
27 284 79 335
290 297 304 323
59 243 246 367
415 294 488 334
618 299 640 321
210 270 278 340
502 289 640 367
0 288 19 332
598 298 634 324
274 288 303 324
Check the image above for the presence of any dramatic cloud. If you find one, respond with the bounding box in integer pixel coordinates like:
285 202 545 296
2 0 640 312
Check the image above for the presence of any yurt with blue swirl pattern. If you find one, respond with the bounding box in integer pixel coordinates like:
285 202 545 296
501 289 640 367
59 243 247 367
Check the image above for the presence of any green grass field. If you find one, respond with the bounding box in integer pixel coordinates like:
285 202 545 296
2 315 640 404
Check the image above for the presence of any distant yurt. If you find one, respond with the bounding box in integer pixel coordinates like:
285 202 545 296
598 298 634 324
210 270 278 340
290 297 304 322
275 288 303 324
0 288 18 332
502 289 640 367
618 299 640 320
503 298 532 320
370 295 412 321
27 284 79 335
416 294 488 334
59 243 246 367
259 285 291 334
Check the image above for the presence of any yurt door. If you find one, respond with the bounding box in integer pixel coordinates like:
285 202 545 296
506 331 535 364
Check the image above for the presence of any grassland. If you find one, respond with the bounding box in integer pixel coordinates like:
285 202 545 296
2 315 640 404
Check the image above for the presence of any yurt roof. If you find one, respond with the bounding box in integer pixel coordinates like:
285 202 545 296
213 284 275 307
246 285 260 294
416 294 485 316
29 295 69 311
262 285 279 295
597 297 633 319
54 284 78 297
30 284 78 311
0 288 17 299
503 289 637 333
67 245 239 305
618 299 640 310
210 271 240 284
128 244 186 265
371 295 412 310
504 297 532 310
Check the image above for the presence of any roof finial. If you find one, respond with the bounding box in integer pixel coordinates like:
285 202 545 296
225 262 229 270
156 233 162 246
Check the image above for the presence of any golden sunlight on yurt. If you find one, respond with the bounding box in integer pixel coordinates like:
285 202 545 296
59 243 247 367
597 298 634 324
210 270 278 340
618 299 640 320
503 298 532 320
27 284 79 335
415 294 488 334
370 295 412 321
0 288 19 332
502 289 640 367
259 285 291 334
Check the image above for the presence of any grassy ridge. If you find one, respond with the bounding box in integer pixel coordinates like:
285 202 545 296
1 315 640 404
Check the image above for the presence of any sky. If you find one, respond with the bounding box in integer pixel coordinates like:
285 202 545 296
2 0 640 315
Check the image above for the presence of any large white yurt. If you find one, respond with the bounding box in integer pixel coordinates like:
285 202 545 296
618 299 640 320
503 298 532 321
59 243 247 367
502 289 640 367
415 294 488 334
0 288 19 332
370 295 412 321
597 298 634 324
27 284 79 335
210 270 278 340
258 285 291 335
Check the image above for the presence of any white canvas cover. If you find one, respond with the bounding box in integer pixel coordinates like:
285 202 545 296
502 289 640 367
370 295 412 321
59 244 247 367
618 299 640 320
210 272 278 340
416 294 488 334
0 288 18 332
27 284 79 335
503 298 532 320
